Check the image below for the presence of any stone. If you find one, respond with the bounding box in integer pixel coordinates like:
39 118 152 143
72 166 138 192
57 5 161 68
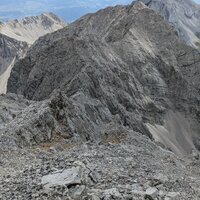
159 190 167 198
88 194 101 200
151 173 169 186
131 183 145 196
69 185 86 199
165 192 180 200
192 150 199 160
41 167 82 190
145 187 159 199
103 188 123 199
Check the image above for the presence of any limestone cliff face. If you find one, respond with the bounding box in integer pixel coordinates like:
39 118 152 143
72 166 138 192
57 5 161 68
4 2 200 155
139 0 200 49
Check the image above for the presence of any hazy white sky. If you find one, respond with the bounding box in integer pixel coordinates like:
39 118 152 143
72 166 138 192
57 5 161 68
0 0 199 22
0 0 132 21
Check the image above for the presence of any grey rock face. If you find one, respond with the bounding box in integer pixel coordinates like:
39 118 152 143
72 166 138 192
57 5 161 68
138 0 200 49
6 2 200 155
0 34 27 75
0 91 75 150
0 34 28 94
0 93 32 124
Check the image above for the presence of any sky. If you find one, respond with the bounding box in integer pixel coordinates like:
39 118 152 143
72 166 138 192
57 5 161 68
0 0 200 22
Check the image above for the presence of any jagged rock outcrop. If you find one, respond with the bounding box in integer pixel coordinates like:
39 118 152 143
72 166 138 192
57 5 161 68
5 2 200 155
0 93 32 124
0 91 76 150
0 13 66 45
138 0 200 49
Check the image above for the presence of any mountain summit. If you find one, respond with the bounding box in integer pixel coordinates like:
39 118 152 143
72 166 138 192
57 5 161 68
138 0 200 49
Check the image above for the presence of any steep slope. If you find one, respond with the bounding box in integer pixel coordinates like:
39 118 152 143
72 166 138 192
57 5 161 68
0 34 27 74
0 34 28 93
138 0 200 49
0 13 66 44
6 2 200 156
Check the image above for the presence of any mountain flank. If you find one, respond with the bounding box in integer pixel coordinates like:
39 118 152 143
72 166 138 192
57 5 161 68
0 33 28 93
138 0 200 49
1 1 200 199
6 1 200 156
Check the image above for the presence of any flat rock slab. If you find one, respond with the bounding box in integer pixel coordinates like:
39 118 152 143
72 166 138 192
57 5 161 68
41 167 82 189
145 187 159 199
165 192 180 200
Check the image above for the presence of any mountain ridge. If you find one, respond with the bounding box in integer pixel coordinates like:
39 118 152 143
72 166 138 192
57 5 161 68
6 1 200 156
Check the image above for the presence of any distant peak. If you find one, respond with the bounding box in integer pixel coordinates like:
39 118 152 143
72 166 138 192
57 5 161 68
0 13 66 44
131 1 148 9
5 12 66 26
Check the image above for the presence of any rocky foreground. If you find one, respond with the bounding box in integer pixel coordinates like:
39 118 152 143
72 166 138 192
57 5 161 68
1 131 200 200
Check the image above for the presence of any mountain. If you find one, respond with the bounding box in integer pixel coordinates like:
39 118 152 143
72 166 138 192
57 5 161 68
0 12 66 45
1 2 200 199
6 1 200 155
138 0 200 49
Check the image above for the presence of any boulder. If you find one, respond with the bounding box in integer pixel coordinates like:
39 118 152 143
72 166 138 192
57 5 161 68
41 167 82 190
